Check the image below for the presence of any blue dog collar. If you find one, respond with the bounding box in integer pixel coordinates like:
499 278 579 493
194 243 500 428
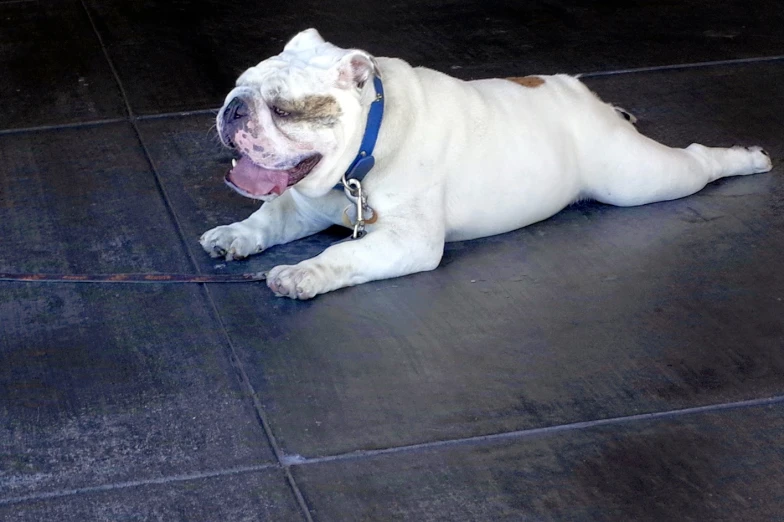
335 76 384 190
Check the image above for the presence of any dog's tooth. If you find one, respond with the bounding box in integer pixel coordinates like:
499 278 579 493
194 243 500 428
231 159 237 167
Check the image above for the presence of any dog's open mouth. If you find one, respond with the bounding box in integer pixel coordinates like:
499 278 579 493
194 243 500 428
224 154 322 199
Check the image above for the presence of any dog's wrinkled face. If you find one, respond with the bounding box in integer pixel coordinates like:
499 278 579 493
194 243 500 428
217 28 378 200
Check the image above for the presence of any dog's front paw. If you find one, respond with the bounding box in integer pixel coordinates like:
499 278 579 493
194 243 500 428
267 264 324 300
199 223 263 261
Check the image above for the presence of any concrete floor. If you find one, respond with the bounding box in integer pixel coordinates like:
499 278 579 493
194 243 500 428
1 1 783 520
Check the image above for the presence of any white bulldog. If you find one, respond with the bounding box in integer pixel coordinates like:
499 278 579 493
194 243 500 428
200 28 772 299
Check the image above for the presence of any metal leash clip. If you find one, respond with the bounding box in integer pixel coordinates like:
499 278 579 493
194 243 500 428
343 177 367 239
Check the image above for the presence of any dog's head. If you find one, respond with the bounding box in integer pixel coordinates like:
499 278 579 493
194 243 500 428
217 28 379 200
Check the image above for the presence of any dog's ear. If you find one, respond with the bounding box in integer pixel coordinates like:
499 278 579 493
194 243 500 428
284 28 326 52
335 50 380 90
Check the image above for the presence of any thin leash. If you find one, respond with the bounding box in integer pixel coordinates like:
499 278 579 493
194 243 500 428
0 272 267 284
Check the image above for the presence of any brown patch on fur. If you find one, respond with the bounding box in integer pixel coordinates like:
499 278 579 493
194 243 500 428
507 76 545 88
275 95 342 126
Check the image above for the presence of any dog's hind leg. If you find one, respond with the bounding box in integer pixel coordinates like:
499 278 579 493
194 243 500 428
584 125 772 207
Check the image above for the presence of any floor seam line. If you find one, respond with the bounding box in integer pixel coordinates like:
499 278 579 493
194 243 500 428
201 286 315 522
78 5 312 520
0 55 781 136
285 394 784 466
0 110 220 137
578 55 784 77
80 0 202 273
0 118 127 135
136 108 220 120
0 464 279 507
3 394 781 507
78 0 132 119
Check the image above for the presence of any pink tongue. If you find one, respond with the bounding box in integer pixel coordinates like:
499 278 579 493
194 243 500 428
228 156 289 196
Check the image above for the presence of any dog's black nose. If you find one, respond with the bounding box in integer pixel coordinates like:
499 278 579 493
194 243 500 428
220 97 251 148
223 97 250 124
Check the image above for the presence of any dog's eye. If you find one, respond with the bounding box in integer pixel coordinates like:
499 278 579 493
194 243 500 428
271 105 290 118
